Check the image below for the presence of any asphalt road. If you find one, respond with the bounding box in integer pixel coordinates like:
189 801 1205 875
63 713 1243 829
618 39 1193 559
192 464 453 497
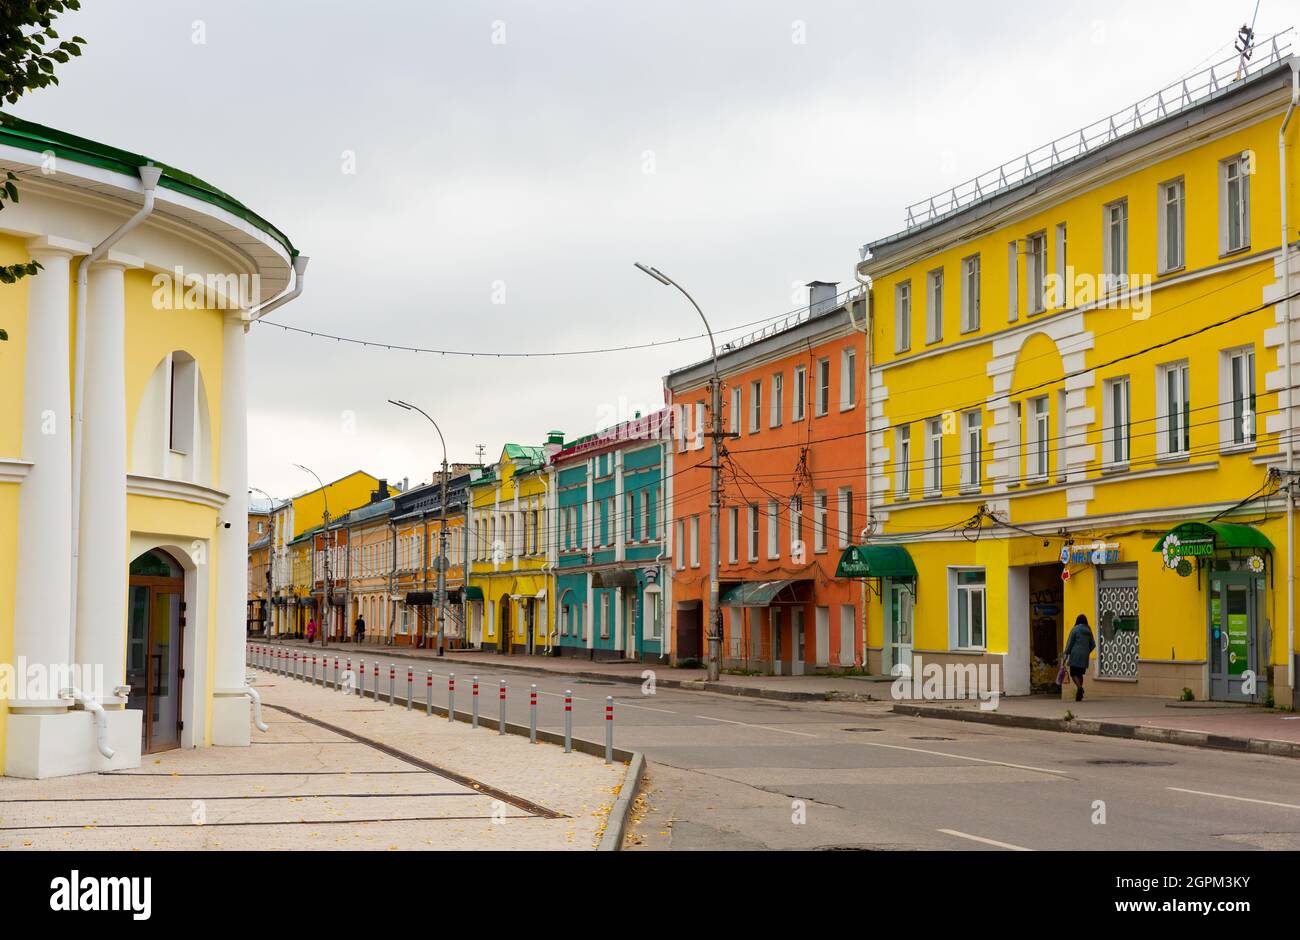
255 648 1300 851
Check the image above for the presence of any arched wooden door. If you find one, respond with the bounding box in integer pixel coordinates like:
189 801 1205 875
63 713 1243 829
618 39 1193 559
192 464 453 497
127 549 185 753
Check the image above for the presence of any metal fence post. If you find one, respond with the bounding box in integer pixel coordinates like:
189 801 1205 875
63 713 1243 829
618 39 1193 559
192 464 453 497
498 680 506 735
312 655 318 685
605 696 613 764
372 661 380 701
529 684 537 743
448 673 456 723
426 670 433 716
564 690 572 753
388 664 395 706
346 659 353 695
358 659 366 698
472 676 479 729
333 656 339 690
406 666 413 710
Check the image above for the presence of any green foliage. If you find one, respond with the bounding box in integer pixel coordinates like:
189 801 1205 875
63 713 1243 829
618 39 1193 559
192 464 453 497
1179 687 1195 702
0 1 85 291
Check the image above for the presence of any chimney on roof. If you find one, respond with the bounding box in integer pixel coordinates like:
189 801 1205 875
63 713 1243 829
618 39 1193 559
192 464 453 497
545 430 565 459
371 479 391 503
807 281 839 316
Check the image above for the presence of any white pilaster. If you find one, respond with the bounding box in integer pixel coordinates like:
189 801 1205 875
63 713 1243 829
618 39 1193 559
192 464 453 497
212 314 251 745
11 239 81 709
75 259 132 705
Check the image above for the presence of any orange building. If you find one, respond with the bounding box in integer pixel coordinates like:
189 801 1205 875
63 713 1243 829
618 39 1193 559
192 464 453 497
664 282 869 674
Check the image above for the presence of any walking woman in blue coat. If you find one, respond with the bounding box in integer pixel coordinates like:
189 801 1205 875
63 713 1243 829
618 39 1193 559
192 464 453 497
1062 614 1096 702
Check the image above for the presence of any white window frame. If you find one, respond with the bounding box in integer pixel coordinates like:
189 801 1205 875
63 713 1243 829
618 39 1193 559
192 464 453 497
1029 396 1050 481
1026 231 1047 314
1220 346 1257 450
749 380 762 434
960 410 981 491
1055 389 1069 482
840 347 857 410
895 424 911 499
793 365 807 420
770 371 784 427
675 520 685 570
1007 240 1019 322
950 567 987 650
1221 153 1251 255
730 386 742 436
926 268 944 343
925 417 943 496
815 358 830 417
689 515 700 568
895 280 912 352
747 504 760 561
1157 360 1191 459
959 254 980 333
1006 401 1023 484
727 506 739 564
1102 376 1131 467
766 499 779 559
813 491 828 553
1103 198 1128 293
1158 177 1185 274
836 486 852 548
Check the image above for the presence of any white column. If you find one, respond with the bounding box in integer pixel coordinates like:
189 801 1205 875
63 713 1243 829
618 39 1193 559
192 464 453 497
212 313 251 745
75 260 131 702
12 239 81 708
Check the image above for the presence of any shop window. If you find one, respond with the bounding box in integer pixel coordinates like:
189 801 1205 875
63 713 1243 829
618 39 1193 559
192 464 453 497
951 568 986 649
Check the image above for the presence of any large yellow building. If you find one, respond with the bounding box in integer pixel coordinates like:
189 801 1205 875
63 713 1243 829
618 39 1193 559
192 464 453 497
858 43 1300 706
467 440 561 653
0 116 306 776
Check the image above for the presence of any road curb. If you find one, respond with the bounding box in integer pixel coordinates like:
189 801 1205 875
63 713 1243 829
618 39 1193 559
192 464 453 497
598 751 646 852
890 703 1300 759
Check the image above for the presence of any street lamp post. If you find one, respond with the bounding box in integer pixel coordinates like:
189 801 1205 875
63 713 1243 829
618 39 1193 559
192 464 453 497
294 463 332 649
635 262 722 682
389 400 450 657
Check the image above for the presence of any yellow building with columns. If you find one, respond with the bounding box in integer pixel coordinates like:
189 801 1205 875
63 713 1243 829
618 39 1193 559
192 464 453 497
0 115 306 776
856 40 1300 707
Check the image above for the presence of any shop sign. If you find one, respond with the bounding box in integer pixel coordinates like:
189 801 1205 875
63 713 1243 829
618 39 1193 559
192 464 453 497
1160 533 1213 569
1059 542 1120 566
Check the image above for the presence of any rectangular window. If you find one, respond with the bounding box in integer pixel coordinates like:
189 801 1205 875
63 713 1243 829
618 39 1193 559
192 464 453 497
960 254 980 332
789 494 803 557
1225 348 1257 447
750 380 762 433
1222 154 1251 254
766 499 779 559
689 515 700 568
730 386 742 436
1030 396 1050 480
1103 376 1130 466
626 493 635 542
1159 178 1185 273
1007 241 1019 322
747 504 759 561
693 401 705 450
1056 389 1069 481
600 593 610 640
926 418 943 496
815 358 830 416
1006 401 1023 484
728 506 739 563
895 281 912 352
1054 223 1067 297
1026 232 1047 314
813 491 828 553
1158 361 1191 457
840 347 856 410
927 268 944 343
836 486 852 548
675 520 685 570
1104 198 1128 292
954 569 986 649
793 365 807 420
961 410 982 490
895 424 911 498
770 372 784 427
645 592 661 641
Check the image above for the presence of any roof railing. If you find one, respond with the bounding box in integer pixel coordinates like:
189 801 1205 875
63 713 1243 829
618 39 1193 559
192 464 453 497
715 283 866 356
899 30 1294 233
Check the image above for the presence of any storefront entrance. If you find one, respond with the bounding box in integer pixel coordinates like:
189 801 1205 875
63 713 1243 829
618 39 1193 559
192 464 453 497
126 549 185 754
1208 570 1260 702
885 580 914 676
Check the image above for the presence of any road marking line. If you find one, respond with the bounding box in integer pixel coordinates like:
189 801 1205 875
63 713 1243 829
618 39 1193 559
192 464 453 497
937 828 1033 851
538 690 588 702
857 741 1069 776
694 715 817 737
1167 787 1300 811
615 702 677 714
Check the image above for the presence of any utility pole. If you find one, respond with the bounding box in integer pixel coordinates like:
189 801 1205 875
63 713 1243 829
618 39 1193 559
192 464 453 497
636 263 723 681
294 464 331 649
390 400 451 657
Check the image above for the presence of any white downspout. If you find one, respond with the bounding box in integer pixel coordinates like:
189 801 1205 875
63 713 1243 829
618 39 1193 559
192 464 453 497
61 688 114 759
67 163 162 671
852 267 873 670
244 675 269 733
1281 59 1300 701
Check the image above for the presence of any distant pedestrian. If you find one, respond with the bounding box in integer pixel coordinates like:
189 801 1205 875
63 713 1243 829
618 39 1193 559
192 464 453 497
354 615 366 645
306 617 318 644
1062 614 1095 702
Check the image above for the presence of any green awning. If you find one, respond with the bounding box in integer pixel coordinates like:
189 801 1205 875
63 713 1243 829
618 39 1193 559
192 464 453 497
1152 521 1273 557
719 579 804 607
836 544 917 579
463 586 484 602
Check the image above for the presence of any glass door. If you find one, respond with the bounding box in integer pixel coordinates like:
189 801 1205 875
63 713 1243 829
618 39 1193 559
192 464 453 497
1209 573 1256 702
887 581 915 676
127 550 186 754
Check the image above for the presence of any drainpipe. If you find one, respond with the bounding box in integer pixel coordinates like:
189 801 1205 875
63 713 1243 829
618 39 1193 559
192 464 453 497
60 687 115 759
243 677 269 733
1280 59 1300 700
852 267 873 671
67 164 163 670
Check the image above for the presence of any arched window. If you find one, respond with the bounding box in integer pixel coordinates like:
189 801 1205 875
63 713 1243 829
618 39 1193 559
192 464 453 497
132 351 213 484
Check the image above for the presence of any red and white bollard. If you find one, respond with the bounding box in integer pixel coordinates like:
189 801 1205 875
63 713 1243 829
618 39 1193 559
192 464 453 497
406 666 413 710
472 676 479 729
426 670 433 716
605 696 614 764
388 664 396 706
498 680 507 735
448 673 456 722
564 691 572 753
529 684 538 743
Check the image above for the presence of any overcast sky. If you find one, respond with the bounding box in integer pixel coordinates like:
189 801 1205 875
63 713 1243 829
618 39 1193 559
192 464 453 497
11 0 1285 497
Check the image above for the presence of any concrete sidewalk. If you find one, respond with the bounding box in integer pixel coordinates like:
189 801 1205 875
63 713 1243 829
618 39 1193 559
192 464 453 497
262 637 890 702
894 693 1300 758
0 668 628 851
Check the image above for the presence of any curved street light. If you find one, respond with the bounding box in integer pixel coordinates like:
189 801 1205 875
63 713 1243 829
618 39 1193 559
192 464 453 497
293 463 332 648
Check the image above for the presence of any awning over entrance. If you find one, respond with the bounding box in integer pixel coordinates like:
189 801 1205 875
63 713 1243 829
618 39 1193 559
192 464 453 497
835 544 918 580
463 585 484 602
719 579 805 607
1151 521 1274 558
406 591 434 606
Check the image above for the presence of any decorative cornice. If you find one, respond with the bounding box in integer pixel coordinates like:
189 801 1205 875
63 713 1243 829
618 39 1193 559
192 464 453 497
127 473 229 510
0 458 33 484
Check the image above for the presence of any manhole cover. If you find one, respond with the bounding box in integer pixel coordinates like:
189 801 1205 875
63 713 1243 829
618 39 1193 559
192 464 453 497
842 727 883 733
1084 759 1175 767
910 735 956 741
